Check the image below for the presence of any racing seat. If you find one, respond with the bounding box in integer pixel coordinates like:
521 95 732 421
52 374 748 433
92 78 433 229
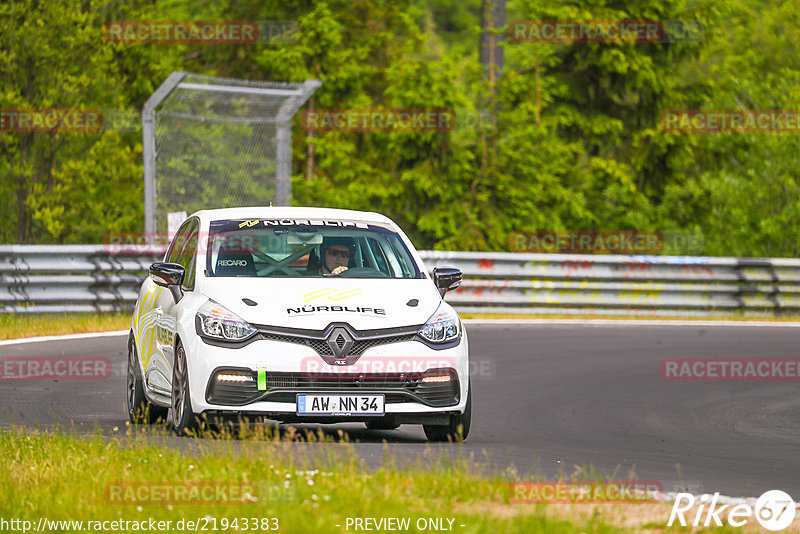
215 241 257 277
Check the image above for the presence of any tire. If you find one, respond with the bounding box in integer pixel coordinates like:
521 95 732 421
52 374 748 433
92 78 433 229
423 385 471 442
171 341 199 436
126 333 169 424
364 420 400 430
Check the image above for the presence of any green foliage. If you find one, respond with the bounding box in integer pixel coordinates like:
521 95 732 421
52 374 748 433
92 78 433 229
669 0 800 257
0 427 619 533
1 0 799 257
28 135 143 242
0 0 125 242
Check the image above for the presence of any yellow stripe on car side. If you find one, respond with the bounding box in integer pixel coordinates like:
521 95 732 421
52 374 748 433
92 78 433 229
134 289 153 359
136 292 157 361
142 287 163 367
137 288 158 336
134 288 153 340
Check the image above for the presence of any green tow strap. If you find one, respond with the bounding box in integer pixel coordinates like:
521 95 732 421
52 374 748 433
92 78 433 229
257 367 266 390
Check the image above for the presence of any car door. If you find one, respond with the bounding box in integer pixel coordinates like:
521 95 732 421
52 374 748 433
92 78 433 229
163 219 199 373
141 218 198 397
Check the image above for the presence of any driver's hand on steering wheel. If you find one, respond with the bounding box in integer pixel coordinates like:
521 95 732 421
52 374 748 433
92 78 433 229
331 265 349 275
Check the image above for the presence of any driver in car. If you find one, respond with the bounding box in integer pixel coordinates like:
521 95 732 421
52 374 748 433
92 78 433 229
319 236 355 276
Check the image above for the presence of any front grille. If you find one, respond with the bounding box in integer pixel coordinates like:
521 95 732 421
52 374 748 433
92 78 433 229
265 375 299 388
260 331 416 357
206 369 460 408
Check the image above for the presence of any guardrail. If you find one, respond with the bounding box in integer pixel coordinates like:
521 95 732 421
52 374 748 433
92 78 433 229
2 246 800 316
0 246 158 313
423 251 800 317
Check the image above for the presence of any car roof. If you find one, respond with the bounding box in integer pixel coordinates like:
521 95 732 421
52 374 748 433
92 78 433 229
190 206 395 226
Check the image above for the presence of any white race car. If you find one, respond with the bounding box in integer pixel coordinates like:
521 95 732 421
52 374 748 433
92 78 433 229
127 207 471 441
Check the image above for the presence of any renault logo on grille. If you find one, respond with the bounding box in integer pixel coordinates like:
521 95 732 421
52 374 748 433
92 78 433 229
327 327 354 358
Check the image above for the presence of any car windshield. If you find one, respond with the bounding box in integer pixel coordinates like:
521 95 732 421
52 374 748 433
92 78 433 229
205 219 423 279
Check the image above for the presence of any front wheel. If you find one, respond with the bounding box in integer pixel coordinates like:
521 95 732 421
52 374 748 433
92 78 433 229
126 334 168 424
171 342 199 436
423 385 471 442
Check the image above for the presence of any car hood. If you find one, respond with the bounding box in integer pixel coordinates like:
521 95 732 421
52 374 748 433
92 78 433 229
200 277 442 330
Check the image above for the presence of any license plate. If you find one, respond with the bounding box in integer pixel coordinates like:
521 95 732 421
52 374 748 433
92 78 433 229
296 394 385 416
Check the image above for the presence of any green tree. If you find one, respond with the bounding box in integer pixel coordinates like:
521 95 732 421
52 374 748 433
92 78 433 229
0 0 137 242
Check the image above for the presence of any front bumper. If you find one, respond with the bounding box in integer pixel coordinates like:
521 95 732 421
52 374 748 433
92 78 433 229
206 367 460 407
186 335 469 417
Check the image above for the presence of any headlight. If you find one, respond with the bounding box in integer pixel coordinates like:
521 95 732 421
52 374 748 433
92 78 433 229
197 301 257 341
418 302 461 344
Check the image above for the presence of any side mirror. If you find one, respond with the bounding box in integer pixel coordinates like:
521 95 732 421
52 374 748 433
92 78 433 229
433 266 462 297
149 262 185 302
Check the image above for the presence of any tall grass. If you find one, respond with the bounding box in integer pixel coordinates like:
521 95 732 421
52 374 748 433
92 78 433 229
0 425 642 533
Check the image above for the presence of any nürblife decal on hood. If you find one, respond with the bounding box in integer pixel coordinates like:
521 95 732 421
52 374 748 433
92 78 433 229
287 305 386 316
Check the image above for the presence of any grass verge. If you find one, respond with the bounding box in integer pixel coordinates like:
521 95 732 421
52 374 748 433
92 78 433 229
0 313 130 340
0 426 772 533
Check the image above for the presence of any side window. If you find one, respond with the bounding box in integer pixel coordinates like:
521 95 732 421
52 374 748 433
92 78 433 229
367 238 390 275
164 218 199 290
179 226 199 291
165 220 193 263
388 239 413 278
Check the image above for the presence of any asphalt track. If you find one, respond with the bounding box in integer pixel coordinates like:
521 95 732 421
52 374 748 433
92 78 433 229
2 321 799 498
